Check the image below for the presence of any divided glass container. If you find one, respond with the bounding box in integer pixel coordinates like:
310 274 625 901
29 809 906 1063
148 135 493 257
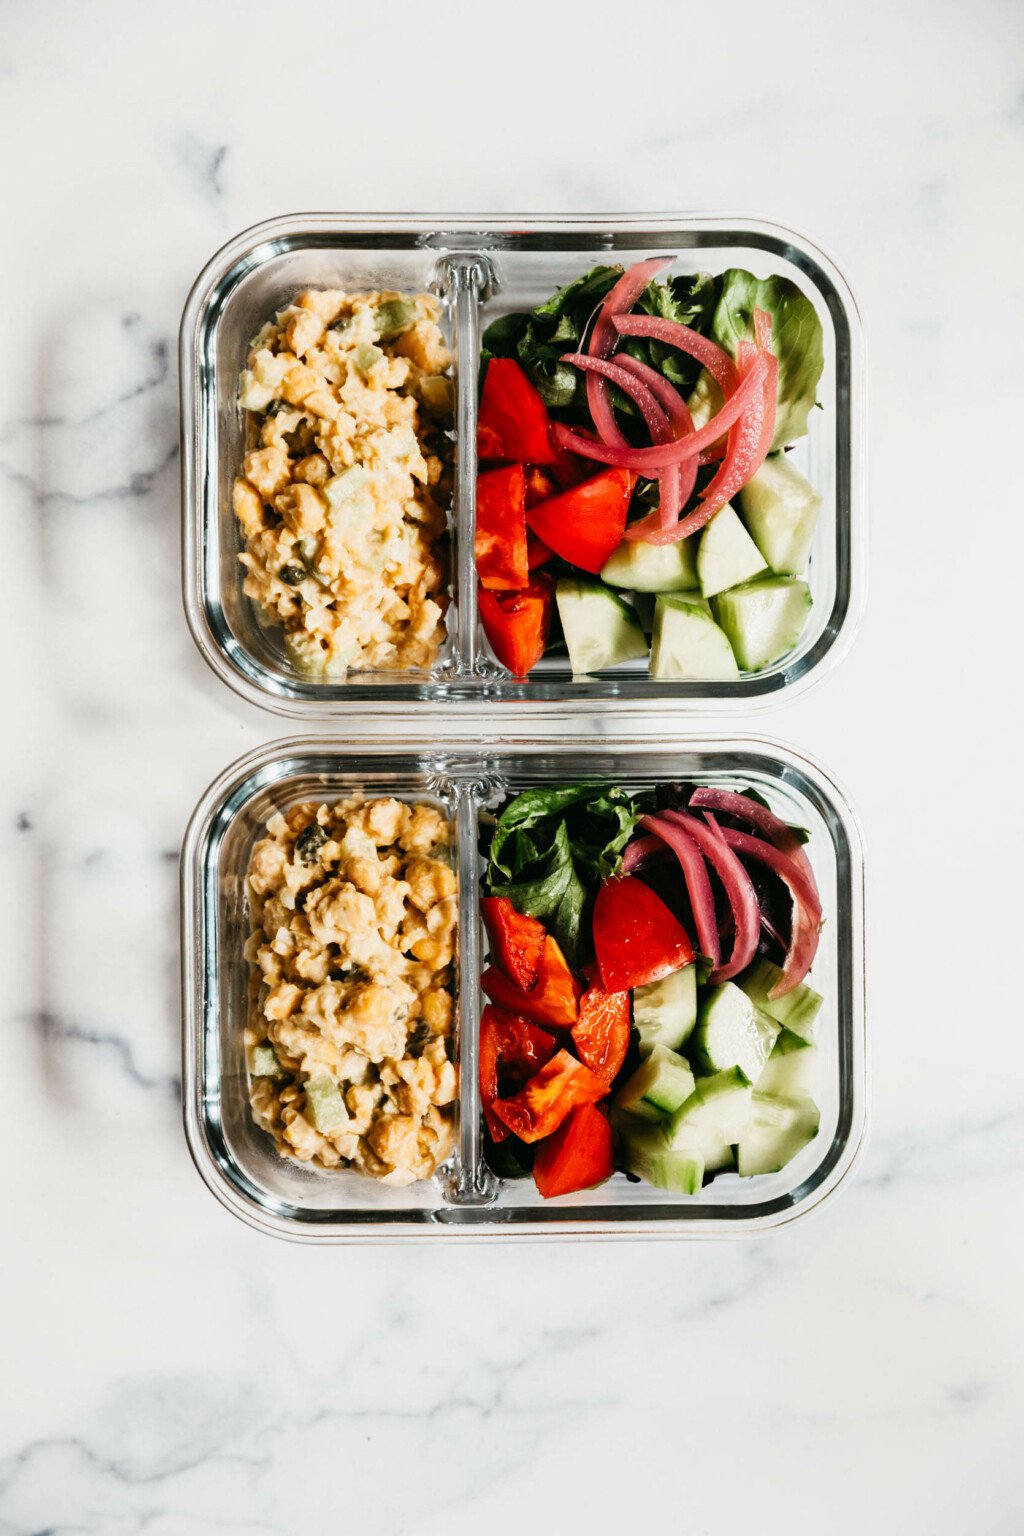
181 729 866 1241
180 213 865 714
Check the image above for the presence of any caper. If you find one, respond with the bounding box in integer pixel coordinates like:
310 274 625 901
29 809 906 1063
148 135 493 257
294 822 329 865
283 420 314 455
406 1021 431 1056
279 563 305 586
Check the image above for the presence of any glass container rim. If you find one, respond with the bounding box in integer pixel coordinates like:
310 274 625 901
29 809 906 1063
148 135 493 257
180 725 868 1242
180 211 866 716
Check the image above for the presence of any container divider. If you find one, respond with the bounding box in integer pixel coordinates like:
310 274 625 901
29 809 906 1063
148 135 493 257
438 252 492 679
444 769 497 1204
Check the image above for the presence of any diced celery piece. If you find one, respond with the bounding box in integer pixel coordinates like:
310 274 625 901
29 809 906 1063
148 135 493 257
353 342 383 374
249 1045 281 1077
305 1076 348 1134
373 298 416 340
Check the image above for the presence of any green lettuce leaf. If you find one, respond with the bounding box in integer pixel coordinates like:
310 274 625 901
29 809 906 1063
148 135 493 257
711 270 824 449
534 264 622 324
485 783 651 964
489 784 607 878
497 820 589 965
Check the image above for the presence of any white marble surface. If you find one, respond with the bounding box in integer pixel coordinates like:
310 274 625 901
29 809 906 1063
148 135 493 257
3 1 1023 1530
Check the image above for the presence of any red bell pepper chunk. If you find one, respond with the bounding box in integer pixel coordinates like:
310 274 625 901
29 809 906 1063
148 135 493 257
571 970 630 1086
550 438 590 491
533 1103 614 1199
593 874 694 993
479 1003 557 1142
525 468 636 575
481 895 547 991
477 359 556 465
475 465 529 590
478 574 553 677
522 468 569 568
482 933 582 1027
523 465 560 509
526 533 555 571
492 1048 606 1143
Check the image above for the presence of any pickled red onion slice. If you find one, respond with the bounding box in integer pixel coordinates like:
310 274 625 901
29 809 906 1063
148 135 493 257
640 813 721 971
713 825 821 995
586 256 675 446
659 810 760 982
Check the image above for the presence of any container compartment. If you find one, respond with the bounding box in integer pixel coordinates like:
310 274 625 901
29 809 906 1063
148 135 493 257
181 215 864 714
182 240 464 704
181 730 866 1240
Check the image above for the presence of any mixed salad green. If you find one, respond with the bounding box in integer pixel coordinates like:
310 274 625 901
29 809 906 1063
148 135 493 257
482 265 717 412
486 783 644 964
474 259 826 681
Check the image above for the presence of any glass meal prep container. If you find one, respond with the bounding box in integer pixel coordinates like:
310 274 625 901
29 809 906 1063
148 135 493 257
180 728 866 1241
179 214 865 715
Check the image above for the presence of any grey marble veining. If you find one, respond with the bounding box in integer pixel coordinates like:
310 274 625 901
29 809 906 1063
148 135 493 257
3 0 1023 1531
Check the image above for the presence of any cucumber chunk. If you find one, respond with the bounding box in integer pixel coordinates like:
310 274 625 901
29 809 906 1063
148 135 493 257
601 536 699 593
756 1029 819 1098
650 595 739 680
685 368 722 431
736 1091 820 1177
711 575 812 671
665 1067 754 1152
631 591 656 634
618 1120 705 1194
738 456 822 575
305 1075 348 1135
615 1045 695 1123
738 957 823 1041
556 578 648 674
249 1044 282 1077
697 503 768 599
644 1149 705 1193
691 982 780 1083
703 1143 736 1173
633 966 698 1055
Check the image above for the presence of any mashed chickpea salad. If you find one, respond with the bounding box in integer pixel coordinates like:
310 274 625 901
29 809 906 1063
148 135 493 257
245 796 458 1186
232 287 453 676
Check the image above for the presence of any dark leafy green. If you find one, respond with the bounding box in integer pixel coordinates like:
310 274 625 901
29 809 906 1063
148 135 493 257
620 271 718 396
481 265 717 420
485 783 651 964
497 820 589 966
485 1133 534 1177
481 265 621 410
534 264 622 326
